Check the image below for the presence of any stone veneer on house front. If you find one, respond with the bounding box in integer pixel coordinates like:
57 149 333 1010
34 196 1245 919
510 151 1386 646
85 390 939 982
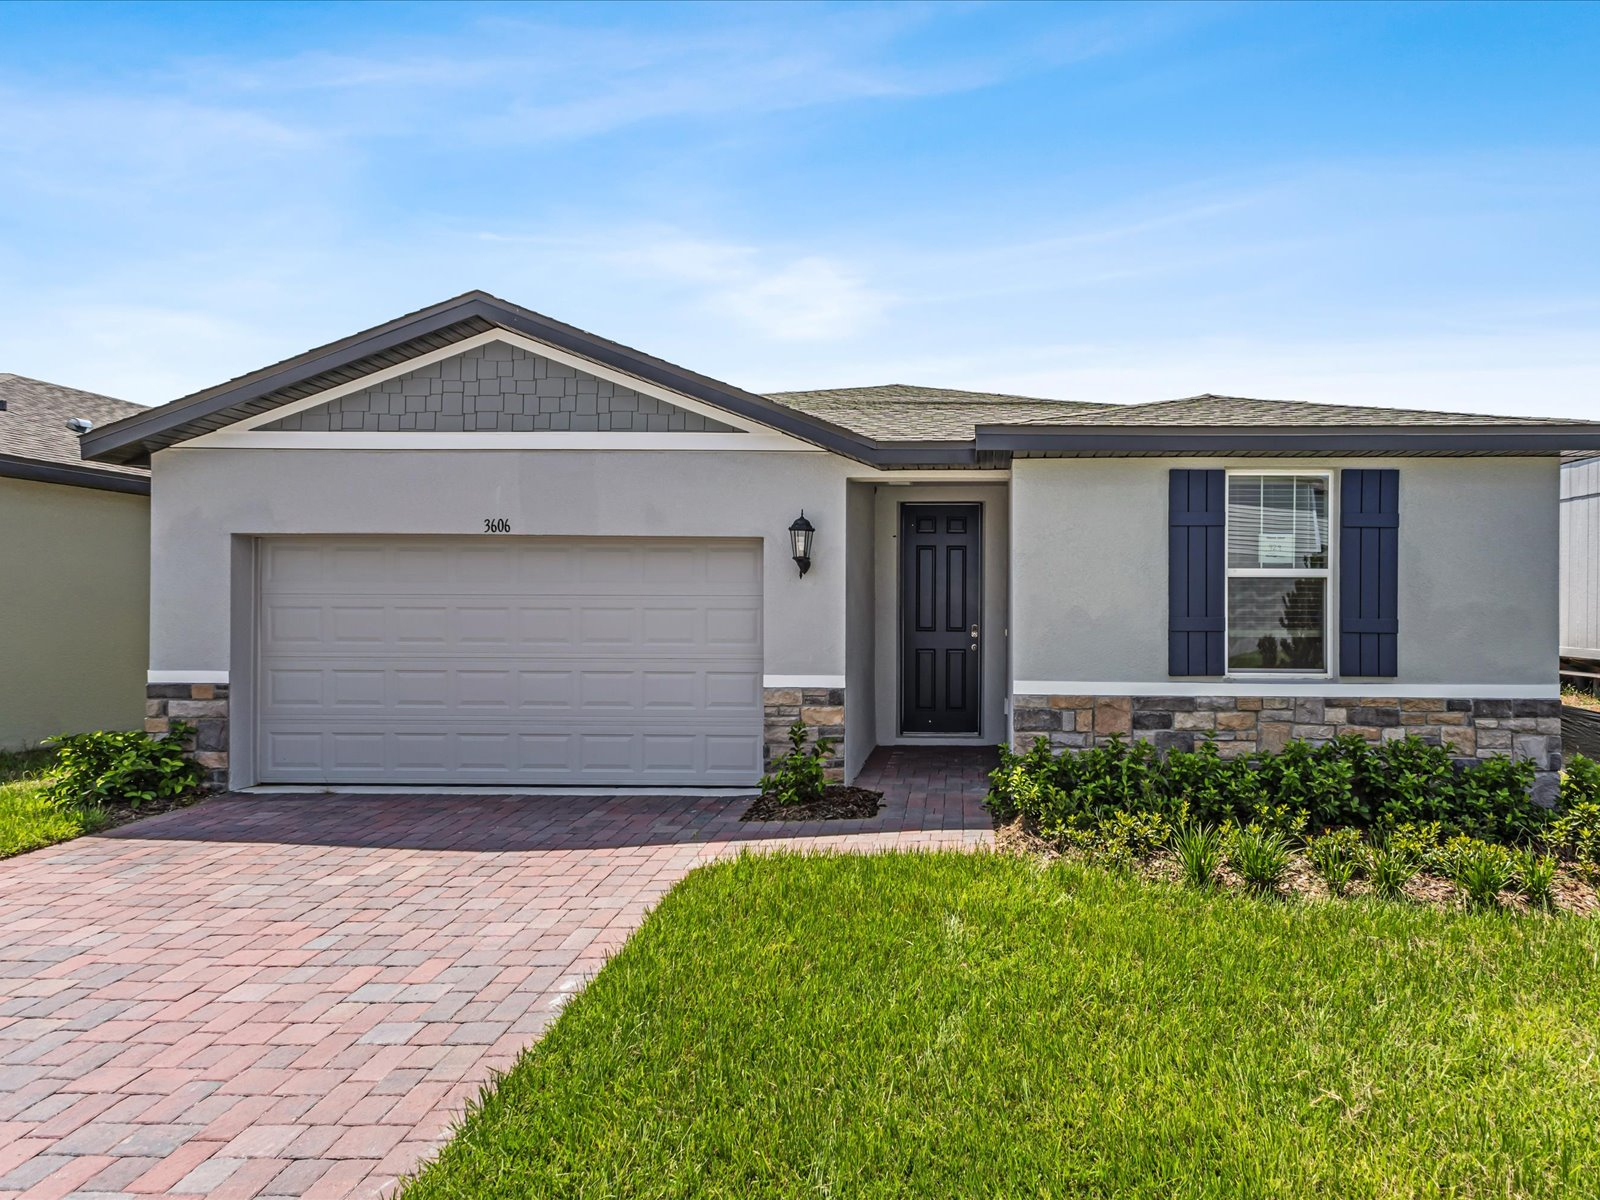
763 687 846 781
147 683 230 791
1011 694 1562 803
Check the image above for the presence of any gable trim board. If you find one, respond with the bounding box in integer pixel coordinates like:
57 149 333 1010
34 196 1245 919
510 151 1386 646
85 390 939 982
180 329 815 453
82 293 876 467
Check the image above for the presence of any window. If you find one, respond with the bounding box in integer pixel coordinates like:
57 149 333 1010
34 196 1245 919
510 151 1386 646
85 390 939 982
1226 473 1330 673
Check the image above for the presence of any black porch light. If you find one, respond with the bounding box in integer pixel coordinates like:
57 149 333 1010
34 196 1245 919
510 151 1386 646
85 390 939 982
788 511 815 577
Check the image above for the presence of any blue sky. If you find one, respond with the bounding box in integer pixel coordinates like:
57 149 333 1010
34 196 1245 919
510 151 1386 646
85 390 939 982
0 0 1596 416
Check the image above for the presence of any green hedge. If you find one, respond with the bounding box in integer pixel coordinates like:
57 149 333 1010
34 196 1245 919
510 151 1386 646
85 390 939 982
989 733 1556 846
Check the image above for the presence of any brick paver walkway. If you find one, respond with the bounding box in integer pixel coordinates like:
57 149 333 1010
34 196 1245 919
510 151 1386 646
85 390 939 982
0 747 992 1199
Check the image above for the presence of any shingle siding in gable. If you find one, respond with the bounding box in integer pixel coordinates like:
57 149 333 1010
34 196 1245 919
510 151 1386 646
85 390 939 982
260 344 741 433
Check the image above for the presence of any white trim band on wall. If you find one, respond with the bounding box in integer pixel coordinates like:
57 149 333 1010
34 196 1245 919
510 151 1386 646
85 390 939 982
1013 680 1559 700
148 670 230 684
763 675 847 688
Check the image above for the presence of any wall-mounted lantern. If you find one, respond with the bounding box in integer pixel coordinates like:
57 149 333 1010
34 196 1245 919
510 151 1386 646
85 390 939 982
788 511 815 577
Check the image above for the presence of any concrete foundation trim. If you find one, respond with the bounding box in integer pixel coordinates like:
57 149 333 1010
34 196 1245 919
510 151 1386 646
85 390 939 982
763 686 845 780
1011 693 1562 800
146 682 229 790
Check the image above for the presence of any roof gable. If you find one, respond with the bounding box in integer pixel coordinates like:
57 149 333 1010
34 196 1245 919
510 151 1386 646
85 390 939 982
82 292 869 466
258 343 738 434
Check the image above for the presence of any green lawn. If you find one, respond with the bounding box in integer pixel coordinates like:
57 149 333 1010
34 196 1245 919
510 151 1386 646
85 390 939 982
403 851 1600 1200
0 748 104 859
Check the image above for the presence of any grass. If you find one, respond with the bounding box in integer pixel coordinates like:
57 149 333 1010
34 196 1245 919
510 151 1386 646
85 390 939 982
1561 683 1600 710
0 747 105 859
403 852 1600 1199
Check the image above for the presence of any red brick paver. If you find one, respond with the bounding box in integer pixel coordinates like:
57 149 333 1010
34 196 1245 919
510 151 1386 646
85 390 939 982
0 747 991 1198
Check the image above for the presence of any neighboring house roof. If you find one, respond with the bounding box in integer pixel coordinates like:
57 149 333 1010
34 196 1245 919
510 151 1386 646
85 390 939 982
0 374 150 494
768 385 1107 441
80 291 1600 469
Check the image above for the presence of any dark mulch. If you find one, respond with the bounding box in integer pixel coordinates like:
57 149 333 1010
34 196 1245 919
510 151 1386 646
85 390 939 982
93 791 208 833
741 785 884 822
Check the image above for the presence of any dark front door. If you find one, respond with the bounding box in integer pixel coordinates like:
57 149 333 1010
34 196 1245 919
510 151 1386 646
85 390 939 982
900 504 983 734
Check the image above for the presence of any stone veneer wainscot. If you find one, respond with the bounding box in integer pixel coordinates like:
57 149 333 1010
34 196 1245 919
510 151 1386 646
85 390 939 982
1011 694 1562 803
763 687 845 781
146 683 229 790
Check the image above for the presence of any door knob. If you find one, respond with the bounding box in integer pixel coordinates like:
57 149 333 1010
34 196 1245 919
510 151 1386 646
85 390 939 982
970 625 979 638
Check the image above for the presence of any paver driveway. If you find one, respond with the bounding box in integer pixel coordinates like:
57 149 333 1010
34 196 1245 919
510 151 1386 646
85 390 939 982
0 748 992 1199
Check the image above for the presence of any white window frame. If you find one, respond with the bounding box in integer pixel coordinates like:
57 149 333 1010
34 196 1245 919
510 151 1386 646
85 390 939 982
1224 469 1334 679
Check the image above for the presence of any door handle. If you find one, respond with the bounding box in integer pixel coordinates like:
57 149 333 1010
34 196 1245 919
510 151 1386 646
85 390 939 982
970 625 979 638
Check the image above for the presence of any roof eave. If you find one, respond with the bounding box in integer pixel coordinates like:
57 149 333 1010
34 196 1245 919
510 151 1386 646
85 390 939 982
975 424 1600 455
0 454 151 495
81 294 885 467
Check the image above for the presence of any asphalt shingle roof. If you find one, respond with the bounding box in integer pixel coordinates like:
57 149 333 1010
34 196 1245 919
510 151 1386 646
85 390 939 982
767 387 1592 441
767 385 1109 441
1026 393 1592 430
0 374 149 478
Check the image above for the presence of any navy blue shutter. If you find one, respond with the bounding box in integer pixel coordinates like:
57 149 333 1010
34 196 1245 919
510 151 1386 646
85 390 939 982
1340 469 1399 676
1168 469 1225 676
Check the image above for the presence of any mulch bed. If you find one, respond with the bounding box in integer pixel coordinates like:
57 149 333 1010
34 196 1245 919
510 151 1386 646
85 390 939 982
995 814 1600 916
741 785 884 822
91 791 207 833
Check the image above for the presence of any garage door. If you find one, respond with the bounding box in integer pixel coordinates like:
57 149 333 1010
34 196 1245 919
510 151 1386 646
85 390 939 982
255 537 763 786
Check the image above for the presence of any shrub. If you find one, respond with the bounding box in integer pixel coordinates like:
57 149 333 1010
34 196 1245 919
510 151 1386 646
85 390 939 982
1437 837 1517 910
1516 850 1560 911
46 723 202 809
988 733 1548 853
759 720 833 806
1230 826 1291 896
1306 828 1364 897
1172 823 1224 891
1548 800 1600 880
1561 753 1600 807
1255 739 1359 829
1366 838 1419 901
1064 809 1176 875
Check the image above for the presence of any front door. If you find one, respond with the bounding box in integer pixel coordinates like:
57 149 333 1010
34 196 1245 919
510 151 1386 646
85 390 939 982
900 504 982 734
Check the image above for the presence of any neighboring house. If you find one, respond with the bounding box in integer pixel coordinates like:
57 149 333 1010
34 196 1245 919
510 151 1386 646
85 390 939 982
1560 453 1600 664
81 292 1600 798
0 374 149 750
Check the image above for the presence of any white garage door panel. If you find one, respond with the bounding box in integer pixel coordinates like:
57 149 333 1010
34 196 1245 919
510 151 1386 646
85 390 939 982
256 537 763 786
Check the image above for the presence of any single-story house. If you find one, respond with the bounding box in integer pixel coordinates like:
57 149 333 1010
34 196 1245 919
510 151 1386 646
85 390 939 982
0 374 150 750
81 292 1600 798
1560 453 1600 667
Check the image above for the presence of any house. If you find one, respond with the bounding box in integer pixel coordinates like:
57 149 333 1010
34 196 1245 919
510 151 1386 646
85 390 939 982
1561 453 1600 666
80 292 1600 798
0 374 149 750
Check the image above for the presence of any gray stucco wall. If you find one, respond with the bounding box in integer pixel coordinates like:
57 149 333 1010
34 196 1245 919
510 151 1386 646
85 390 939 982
843 481 877 780
261 343 738 433
873 483 1011 742
149 447 849 685
1560 456 1600 659
1011 456 1559 690
0 477 149 748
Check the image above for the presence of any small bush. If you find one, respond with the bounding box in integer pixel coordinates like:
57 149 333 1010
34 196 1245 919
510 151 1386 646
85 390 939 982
1438 837 1517 910
1230 826 1291 896
1366 839 1419 901
1306 828 1364 897
1560 753 1600 807
1172 823 1225 891
1548 799 1600 880
46 723 202 809
759 720 833 806
1516 850 1560 911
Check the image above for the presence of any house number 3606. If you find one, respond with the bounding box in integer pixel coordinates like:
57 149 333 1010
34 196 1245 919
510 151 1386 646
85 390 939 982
483 518 511 533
